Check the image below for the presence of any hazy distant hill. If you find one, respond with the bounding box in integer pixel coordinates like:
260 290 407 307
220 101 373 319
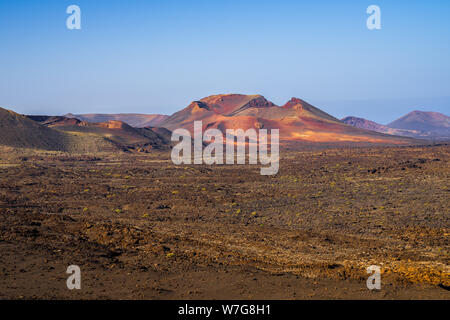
387 111 450 138
27 115 81 127
342 111 450 140
65 113 169 128
341 116 423 138
342 116 391 133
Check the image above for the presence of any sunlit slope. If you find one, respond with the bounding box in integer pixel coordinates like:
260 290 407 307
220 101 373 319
160 95 417 144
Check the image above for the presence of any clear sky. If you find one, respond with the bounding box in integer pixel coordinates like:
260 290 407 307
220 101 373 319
0 0 449 123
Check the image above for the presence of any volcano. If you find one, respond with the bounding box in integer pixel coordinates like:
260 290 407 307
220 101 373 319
387 111 450 139
160 94 416 144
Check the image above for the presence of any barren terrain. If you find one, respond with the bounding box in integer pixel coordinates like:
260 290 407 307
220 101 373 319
0 144 448 299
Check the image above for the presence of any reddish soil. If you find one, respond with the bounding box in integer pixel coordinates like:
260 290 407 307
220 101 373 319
0 145 448 299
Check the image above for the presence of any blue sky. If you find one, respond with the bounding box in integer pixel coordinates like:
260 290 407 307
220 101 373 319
0 0 449 123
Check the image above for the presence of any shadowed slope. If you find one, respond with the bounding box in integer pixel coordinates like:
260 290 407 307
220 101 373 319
0 108 69 150
29 115 172 151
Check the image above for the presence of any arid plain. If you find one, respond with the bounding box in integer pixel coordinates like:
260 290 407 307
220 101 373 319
0 144 448 299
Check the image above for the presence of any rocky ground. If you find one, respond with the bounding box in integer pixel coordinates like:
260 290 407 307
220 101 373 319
0 144 448 299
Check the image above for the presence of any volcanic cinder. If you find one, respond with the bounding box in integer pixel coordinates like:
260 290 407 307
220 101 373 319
160 94 417 144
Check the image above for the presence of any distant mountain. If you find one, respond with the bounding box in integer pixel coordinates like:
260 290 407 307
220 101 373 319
341 116 422 138
387 111 450 138
342 111 450 141
27 115 81 127
160 94 416 144
64 113 169 128
341 116 390 132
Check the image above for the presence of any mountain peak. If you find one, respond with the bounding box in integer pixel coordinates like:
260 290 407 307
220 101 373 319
194 94 275 116
388 110 449 131
189 101 211 112
282 97 305 109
